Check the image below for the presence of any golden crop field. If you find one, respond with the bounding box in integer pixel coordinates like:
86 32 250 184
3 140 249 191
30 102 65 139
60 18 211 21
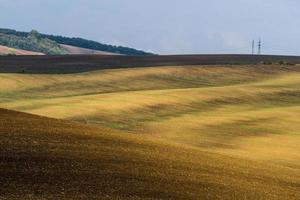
1 64 300 199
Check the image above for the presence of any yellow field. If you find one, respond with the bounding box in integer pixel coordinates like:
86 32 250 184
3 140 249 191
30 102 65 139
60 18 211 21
0 64 300 199
2 108 299 200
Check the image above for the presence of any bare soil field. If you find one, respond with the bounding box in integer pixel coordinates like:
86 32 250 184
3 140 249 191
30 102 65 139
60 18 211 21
1 108 299 200
0 45 44 55
1 54 300 73
60 44 122 55
0 62 300 199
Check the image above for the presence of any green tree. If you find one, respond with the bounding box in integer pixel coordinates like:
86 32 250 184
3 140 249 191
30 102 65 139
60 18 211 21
28 30 41 40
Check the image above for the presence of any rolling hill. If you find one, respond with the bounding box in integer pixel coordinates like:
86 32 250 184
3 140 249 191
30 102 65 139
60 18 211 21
0 31 67 55
0 60 300 199
0 28 151 56
1 64 300 166
0 43 122 56
1 108 299 199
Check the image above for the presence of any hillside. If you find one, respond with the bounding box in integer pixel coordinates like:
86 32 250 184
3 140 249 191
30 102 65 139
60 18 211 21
1 108 299 199
1 64 300 199
0 31 67 55
0 64 299 167
60 44 122 55
0 45 44 55
0 28 151 56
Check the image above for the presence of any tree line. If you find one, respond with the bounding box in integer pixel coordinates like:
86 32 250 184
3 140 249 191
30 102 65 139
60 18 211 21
0 28 152 56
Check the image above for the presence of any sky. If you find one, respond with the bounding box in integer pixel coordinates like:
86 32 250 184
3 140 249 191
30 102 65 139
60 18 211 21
0 0 299 55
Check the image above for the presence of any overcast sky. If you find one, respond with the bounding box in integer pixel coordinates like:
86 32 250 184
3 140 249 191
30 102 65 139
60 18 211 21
0 0 299 55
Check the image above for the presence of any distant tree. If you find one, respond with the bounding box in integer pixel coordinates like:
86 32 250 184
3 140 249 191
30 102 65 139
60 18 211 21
278 60 285 65
28 30 41 40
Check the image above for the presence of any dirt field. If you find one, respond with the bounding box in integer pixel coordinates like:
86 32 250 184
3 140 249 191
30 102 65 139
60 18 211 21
60 44 122 55
0 45 44 55
1 108 299 200
0 63 300 199
1 54 300 73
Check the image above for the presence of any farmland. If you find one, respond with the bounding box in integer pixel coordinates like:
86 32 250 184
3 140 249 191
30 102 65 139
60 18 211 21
1 54 300 73
2 108 300 200
0 45 44 55
0 61 300 199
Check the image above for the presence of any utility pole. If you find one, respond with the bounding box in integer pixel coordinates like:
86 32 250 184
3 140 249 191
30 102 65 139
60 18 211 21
258 38 262 55
252 40 255 55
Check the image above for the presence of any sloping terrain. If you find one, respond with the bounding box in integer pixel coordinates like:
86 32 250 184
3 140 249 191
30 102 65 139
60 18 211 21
0 28 151 56
0 65 299 168
0 44 118 56
1 64 300 199
0 45 44 55
60 44 122 55
1 108 299 200
0 31 67 55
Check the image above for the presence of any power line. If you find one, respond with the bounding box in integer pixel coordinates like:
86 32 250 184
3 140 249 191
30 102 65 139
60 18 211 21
252 40 255 55
258 38 262 55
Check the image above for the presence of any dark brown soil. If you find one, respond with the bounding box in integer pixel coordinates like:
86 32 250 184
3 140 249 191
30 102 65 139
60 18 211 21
1 54 300 74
